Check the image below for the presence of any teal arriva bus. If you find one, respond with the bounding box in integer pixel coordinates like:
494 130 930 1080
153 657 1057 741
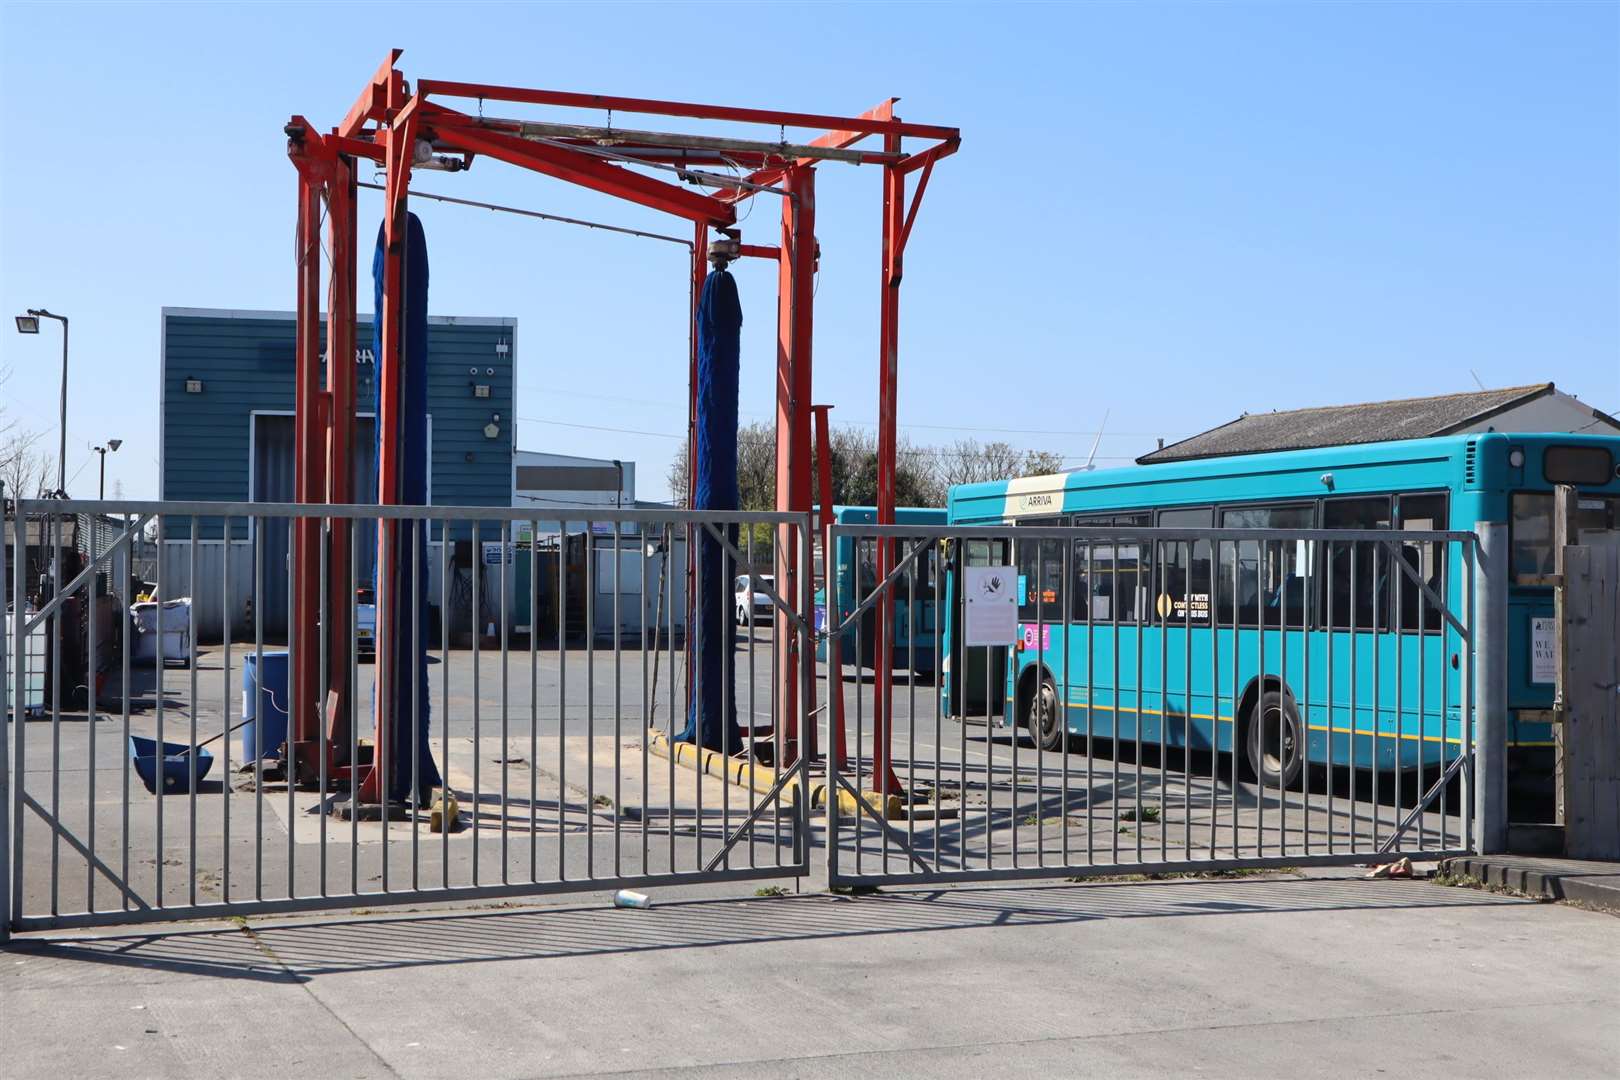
815 505 946 672
941 433 1620 791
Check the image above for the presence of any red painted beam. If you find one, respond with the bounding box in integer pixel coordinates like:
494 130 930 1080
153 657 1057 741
417 79 957 141
724 98 901 204
430 118 736 225
338 50 404 139
324 157 358 762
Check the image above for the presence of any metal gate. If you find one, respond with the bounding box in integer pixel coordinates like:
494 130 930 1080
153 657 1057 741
824 522 1494 888
3 498 813 936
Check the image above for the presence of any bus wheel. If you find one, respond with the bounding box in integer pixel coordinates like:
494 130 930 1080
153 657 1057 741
1025 674 1065 752
1245 689 1303 790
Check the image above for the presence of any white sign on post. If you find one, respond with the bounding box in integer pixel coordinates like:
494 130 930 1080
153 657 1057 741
964 565 1019 646
1530 616 1557 684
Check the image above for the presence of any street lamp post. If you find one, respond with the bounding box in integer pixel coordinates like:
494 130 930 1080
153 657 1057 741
15 308 69 498
93 439 122 498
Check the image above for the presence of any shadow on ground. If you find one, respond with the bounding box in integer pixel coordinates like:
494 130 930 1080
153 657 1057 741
7 876 1525 986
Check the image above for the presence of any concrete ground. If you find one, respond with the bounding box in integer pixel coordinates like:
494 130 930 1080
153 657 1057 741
5 871 1618 1079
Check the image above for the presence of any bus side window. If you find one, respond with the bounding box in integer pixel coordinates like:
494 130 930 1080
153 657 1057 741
1321 496 1391 629
1395 493 1447 632
1155 507 1213 623
1218 504 1313 626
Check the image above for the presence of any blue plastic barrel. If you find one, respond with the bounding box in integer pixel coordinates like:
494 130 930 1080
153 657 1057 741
241 651 291 761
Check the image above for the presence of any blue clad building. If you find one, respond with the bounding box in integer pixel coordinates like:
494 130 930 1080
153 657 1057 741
159 307 516 635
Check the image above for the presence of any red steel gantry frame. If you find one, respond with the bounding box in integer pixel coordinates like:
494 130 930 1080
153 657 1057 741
286 51 957 801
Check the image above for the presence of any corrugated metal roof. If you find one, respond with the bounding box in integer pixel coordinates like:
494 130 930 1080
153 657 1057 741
1138 383 1555 464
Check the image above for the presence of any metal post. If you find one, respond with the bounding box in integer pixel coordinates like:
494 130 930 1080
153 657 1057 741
1 482 11 942
1473 522 1508 854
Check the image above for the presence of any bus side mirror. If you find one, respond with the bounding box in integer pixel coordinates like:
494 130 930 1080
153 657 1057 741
939 538 956 573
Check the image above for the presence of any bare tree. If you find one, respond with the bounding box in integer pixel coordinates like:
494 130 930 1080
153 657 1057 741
0 365 48 499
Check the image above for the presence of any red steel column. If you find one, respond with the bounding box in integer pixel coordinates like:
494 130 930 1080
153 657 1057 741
775 165 815 767
324 154 357 760
358 117 414 804
872 144 904 796
291 165 325 778
686 220 706 720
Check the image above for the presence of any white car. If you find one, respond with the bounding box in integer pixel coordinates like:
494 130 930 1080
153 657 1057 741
734 574 775 626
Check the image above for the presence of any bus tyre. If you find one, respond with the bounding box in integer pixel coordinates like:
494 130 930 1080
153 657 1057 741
1025 674 1064 752
1246 690 1304 790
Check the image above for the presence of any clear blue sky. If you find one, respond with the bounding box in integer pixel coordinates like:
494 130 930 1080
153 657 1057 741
2 1 1616 502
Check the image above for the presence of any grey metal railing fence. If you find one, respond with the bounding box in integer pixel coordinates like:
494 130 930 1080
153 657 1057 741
4 498 813 936
823 523 1492 888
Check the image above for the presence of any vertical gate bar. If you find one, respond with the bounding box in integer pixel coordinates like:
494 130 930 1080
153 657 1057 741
253 516 263 900
1084 539 1095 867
641 523 650 872
1279 539 1289 856
1326 540 1336 854
439 524 450 888
719 526 731 870
501 519 510 884
86 510 99 913
1183 537 1193 860
745 529 756 868
532 519 541 882
770 536 781 868
1230 538 1240 858
665 524 676 870
1302 533 1312 858
472 519 481 885
1209 538 1218 860
412 519 422 889
854 562 863 874
1010 535 1021 871
957 540 968 872
1060 538 1071 866
318 515 328 896
558 521 568 878
1349 540 1360 850
1111 533 1121 866
691 520 702 871
1418 541 1428 851
221 516 231 902
825 525 842 888
1461 539 1475 853
0 487 11 937
188 516 199 907
613 523 623 877
120 512 132 909
286 517 296 899
1395 534 1405 848
797 518 813 872
585 522 595 878
9 503 25 923
935 538 945 874
1157 539 1167 864
1372 542 1383 849
1134 529 1144 865
151 512 161 908
1253 539 1264 859
908 538 918 868
351 524 361 894
50 514 61 915
1034 537 1044 868
1473 523 1507 854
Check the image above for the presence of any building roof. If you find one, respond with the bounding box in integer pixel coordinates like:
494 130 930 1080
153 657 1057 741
1137 383 1612 464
